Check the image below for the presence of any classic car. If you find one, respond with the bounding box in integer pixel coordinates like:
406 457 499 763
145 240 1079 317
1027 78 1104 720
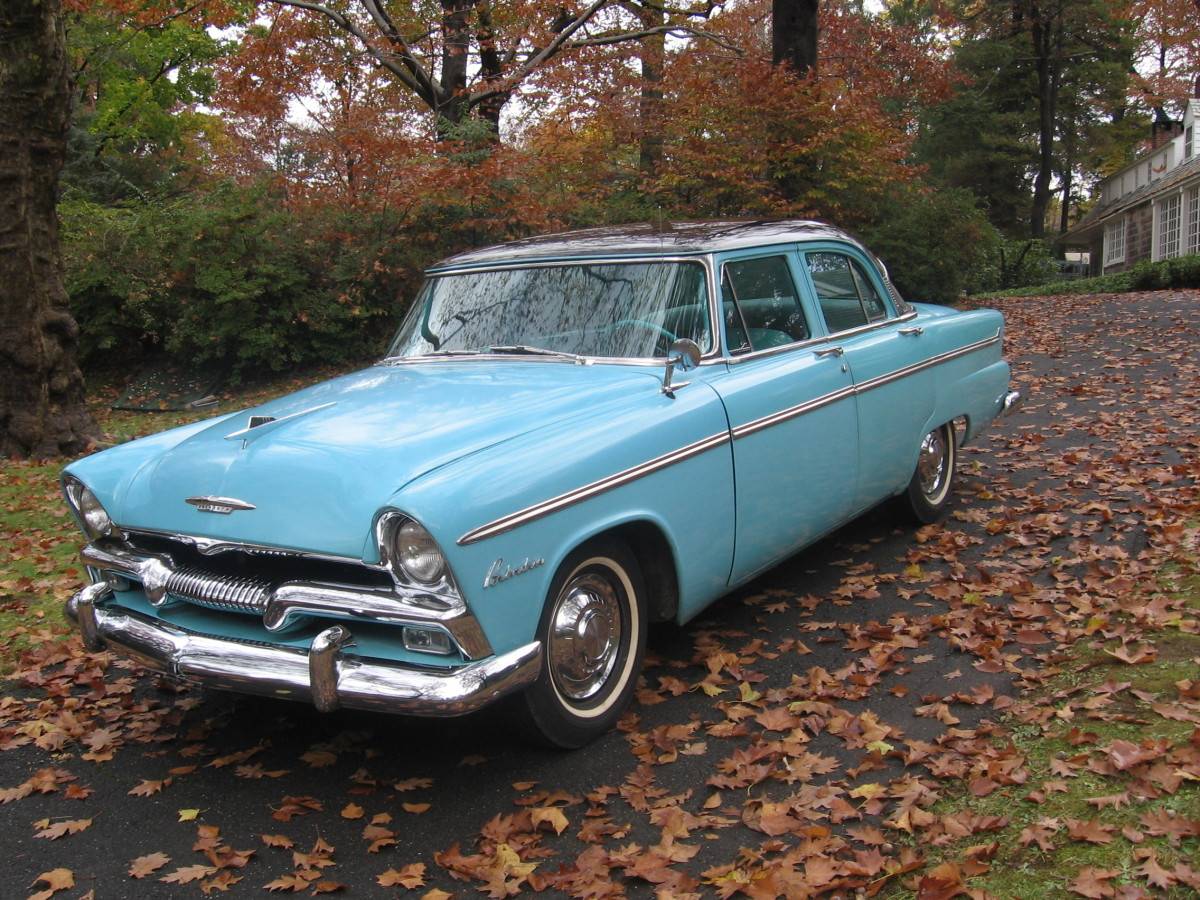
63 220 1020 747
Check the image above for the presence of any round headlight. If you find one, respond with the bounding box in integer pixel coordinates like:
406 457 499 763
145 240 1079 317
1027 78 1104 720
392 520 446 585
78 486 113 537
64 477 115 539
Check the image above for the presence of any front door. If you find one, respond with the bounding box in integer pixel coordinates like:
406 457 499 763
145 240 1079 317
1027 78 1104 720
706 252 860 585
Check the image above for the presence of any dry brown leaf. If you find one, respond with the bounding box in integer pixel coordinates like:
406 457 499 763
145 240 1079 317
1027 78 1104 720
129 852 171 878
160 864 218 884
377 864 426 889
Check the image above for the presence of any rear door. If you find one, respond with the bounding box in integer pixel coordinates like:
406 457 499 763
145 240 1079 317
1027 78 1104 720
706 250 860 585
799 246 934 511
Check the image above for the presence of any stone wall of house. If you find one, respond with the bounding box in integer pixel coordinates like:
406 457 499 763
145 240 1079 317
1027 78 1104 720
1128 203 1153 263
1104 202 1154 273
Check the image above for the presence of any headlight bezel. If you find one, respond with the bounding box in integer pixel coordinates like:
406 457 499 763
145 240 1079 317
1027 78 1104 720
374 510 453 590
62 475 120 540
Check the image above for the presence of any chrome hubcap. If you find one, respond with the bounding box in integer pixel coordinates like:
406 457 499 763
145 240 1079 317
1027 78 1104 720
548 573 622 701
917 428 948 499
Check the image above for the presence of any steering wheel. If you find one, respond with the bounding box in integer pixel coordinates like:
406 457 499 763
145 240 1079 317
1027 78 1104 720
608 319 678 356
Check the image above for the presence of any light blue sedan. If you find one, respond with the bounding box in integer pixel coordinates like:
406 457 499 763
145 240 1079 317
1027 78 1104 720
63 220 1019 747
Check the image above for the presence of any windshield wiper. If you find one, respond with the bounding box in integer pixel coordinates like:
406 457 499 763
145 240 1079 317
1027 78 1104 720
379 349 483 364
488 345 590 364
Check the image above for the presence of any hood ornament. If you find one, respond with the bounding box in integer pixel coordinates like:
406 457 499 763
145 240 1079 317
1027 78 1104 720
186 496 256 515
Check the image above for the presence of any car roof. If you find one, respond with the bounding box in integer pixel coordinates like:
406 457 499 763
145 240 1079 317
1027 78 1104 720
426 219 867 271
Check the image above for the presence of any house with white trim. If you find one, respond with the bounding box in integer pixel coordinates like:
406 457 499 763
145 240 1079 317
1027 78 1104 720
1065 84 1200 272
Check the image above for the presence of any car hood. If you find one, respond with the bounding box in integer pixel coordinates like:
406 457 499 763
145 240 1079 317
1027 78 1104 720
114 361 663 558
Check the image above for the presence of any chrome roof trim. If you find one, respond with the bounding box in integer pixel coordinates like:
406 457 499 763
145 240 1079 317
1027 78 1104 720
457 431 731 546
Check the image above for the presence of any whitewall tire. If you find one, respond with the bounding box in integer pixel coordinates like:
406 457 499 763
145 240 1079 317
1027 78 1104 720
519 537 647 748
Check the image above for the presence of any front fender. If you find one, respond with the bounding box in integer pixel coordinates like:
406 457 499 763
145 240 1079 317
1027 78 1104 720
391 372 736 657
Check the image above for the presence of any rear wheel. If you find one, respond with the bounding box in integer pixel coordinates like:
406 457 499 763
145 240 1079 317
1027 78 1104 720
519 538 646 749
903 422 957 523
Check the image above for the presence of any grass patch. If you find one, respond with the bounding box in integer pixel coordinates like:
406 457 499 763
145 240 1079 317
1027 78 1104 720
888 571 1200 898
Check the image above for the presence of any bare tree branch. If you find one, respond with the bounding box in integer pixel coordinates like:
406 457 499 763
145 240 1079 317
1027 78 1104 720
567 24 740 54
271 0 434 103
357 0 442 103
468 0 611 104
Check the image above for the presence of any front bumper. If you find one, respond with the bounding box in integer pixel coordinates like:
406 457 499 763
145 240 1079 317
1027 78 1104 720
65 582 541 716
1000 389 1021 416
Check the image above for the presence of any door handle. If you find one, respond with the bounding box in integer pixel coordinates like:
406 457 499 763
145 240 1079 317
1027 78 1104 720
898 326 924 336
814 346 844 358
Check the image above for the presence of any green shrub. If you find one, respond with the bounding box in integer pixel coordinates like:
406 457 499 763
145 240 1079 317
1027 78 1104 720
972 253 1200 299
1129 259 1166 290
857 186 1001 304
1166 254 1200 288
62 181 413 379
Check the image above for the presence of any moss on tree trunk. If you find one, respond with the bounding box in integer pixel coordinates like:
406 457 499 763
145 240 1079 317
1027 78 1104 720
0 0 96 457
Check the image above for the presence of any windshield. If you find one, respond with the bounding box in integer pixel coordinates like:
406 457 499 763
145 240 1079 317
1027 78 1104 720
385 261 712 360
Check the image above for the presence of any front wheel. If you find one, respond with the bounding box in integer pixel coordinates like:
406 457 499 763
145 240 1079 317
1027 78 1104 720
903 422 957 523
519 538 647 749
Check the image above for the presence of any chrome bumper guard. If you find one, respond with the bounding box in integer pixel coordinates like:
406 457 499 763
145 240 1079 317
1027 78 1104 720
1000 389 1021 417
65 582 541 716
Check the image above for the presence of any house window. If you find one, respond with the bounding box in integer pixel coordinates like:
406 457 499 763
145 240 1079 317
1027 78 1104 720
1187 126 1194 160
1104 218 1126 266
1158 194 1181 260
1186 185 1200 255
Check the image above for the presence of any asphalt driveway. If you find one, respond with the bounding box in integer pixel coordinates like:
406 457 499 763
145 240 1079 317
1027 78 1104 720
2 289 1197 897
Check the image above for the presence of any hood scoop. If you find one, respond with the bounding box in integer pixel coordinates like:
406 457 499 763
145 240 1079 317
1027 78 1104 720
225 402 337 448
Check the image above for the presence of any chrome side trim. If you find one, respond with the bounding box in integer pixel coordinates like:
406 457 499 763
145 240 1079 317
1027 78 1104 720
730 385 858 439
79 541 493 660
457 328 1003 545
65 587 540 718
852 330 1001 395
457 431 731 546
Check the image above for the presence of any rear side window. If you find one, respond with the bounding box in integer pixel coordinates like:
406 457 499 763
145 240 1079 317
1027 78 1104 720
722 256 810 352
806 252 890 332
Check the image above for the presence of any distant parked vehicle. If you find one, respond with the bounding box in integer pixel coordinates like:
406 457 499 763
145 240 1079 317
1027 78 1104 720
63 220 1020 747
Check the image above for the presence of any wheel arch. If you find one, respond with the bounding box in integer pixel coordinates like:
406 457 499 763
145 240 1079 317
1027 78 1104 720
547 514 681 625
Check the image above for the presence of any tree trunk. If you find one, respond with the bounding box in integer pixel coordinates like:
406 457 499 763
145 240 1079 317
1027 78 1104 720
436 0 471 139
1028 4 1058 238
475 1 506 139
637 2 665 174
772 0 818 76
0 0 96 457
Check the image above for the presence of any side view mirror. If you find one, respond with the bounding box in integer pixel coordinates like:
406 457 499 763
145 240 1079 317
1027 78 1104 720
661 338 702 398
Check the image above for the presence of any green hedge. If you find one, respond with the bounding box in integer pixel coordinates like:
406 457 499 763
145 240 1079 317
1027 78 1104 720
973 253 1200 299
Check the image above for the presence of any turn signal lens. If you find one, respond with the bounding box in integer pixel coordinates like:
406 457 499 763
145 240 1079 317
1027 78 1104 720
392 520 446 585
403 626 453 655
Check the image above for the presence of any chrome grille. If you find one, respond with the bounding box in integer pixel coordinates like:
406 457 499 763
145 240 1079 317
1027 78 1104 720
164 566 272 615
